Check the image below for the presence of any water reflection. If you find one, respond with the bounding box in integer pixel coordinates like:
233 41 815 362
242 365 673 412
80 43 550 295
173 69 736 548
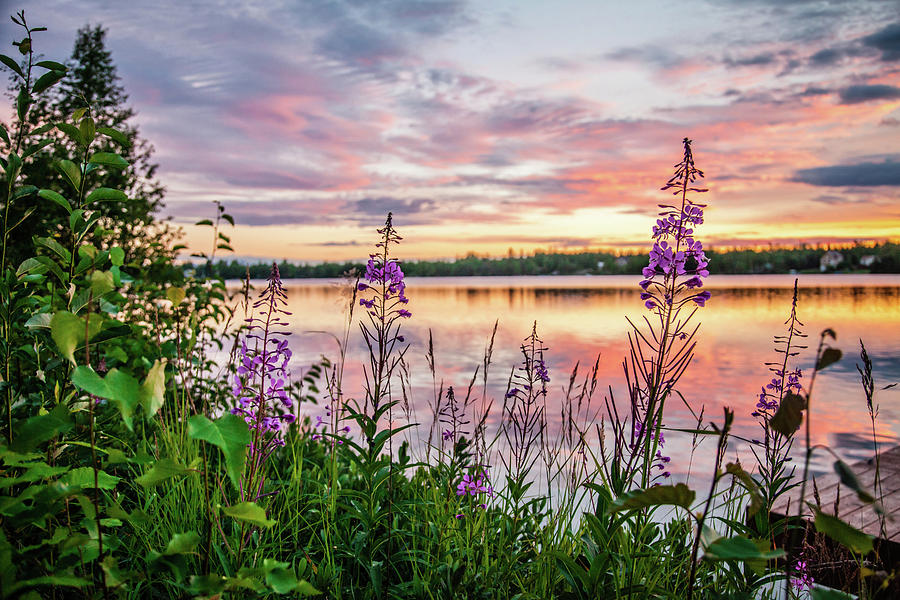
245 275 900 479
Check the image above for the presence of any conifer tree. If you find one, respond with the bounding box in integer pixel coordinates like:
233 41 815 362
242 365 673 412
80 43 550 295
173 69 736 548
5 23 175 267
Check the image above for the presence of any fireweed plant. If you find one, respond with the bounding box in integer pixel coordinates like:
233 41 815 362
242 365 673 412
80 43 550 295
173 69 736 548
748 281 807 521
230 262 296 502
3 18 898 596
626 137 711 491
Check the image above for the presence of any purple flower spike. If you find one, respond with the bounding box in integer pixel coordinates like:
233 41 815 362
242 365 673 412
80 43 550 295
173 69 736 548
231 263 297 493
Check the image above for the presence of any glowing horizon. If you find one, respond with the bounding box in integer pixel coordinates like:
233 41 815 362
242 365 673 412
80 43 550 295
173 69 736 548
3 1 898 262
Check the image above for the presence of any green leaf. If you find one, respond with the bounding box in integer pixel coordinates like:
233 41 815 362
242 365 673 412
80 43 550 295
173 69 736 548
90 270 115 296
7 575 88 595
109 247 125 266
39 189 72 214
189 414 249 491
33 255 67 285
0 54 24 78
0 123 8 145
24 313 52 330
97 126 131 148
140 359 167 419
69 208 84 231
31 70 65 95
86 187 128 203
817 348 842 371
34 236 71 262
136 457 189 488
23 138 53 158
16 257 48 278
72 366 142 430
35 60 66 71
769 392 805 437
195 219 214 226
295 580 322 596
101 555 127 588
703 536 784 561
31 123 55 136
221 213 235 226
55 158 82 191
609 483 695 512
188 574 227 595
167 286 186 305
89 152 128 169
56 124 84 149
16 89 31 121
62 467 120 490
79 118 95 145
78 244 98 261
51 311 89 364
814 510 874 555
262 558 318 594
833 460 878 505
725 462 763 517
164 532 201 555
0 462 69 488
5 151 21 182
222 502 275 528
91 321 131 345
9 403 73 453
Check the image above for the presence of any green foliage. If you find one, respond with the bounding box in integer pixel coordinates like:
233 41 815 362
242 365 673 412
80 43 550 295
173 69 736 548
703 536 783 562
222 501 276 528
609 483 696 512
814 510 874 555
188 414 249 491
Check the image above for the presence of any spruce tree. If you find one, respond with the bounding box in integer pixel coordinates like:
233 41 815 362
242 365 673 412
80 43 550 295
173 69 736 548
6 24 175 267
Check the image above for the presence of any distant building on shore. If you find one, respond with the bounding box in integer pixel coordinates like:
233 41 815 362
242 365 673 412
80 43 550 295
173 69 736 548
860 255 877 268
820 250 844 272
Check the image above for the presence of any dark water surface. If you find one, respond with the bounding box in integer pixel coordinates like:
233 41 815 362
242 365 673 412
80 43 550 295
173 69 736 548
242 274 900 480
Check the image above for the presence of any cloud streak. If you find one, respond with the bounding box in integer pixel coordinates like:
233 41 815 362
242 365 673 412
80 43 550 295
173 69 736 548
793 160 900 187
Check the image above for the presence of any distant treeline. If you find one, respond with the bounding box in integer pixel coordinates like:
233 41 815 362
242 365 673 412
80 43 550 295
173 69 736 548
188 241 900 279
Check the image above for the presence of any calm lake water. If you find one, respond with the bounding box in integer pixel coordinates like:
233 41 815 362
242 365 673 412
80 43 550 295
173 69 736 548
239 274 900 481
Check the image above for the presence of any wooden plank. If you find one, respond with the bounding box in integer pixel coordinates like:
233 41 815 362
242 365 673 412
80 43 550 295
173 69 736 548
769 445 900 541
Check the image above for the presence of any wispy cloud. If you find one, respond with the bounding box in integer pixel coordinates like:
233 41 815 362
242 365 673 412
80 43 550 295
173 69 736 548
793 160 900 187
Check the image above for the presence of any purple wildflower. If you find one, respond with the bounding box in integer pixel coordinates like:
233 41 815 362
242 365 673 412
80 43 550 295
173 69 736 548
791 554 814 592
640 139 711 311
231 263 297 499
535 359 550 383
691 290 711 307
455 469 494 513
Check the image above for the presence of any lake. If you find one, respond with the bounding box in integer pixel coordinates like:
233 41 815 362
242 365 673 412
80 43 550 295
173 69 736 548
238 273 900 482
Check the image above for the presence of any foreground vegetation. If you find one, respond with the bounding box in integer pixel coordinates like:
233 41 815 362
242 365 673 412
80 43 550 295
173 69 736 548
1 14 896 599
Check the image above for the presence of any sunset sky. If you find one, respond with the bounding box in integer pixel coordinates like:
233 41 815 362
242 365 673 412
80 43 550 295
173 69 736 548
4 0 899 261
